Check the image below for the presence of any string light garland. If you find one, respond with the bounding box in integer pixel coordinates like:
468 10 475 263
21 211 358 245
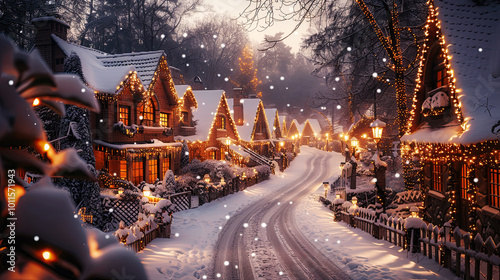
406 0 464 135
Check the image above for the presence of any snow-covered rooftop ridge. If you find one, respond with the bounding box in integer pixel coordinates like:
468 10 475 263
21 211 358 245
181 90 225 142
32 16 70 27
98 51 164 90
51 34 165 93
404 1 500 145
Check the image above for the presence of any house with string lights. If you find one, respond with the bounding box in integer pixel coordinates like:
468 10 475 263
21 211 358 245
227 92 273 158
279 115 288 138
176 89 246 164
401 0 500 235
287 119 301 140
300 119 322 146
32 17 196 186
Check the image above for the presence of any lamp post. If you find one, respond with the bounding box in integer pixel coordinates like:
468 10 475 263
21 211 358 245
325 133 329 152
370 118 386 212
350 137 358 159
323 182 330 199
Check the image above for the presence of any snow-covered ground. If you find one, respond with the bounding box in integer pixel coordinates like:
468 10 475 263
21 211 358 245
139 147 458 279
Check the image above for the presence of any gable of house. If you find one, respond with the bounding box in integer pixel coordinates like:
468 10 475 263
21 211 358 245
403 0 500 146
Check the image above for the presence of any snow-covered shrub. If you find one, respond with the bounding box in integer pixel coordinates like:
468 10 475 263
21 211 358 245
114 221 132 243
181 139 190 169
254 165 271 180
117 189 142 201
331 140 342 153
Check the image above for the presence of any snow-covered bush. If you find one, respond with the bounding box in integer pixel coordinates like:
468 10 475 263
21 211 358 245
117 188 142 201
254 165 271 180
181 139 190 168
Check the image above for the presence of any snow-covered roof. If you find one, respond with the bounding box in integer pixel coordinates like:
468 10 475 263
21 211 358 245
52 35 164 94
264 108 278 138
98 50 164 90
175 85 191 99
403 0 500 145
307 119 322 135
228 98 269 142
180 90 225 142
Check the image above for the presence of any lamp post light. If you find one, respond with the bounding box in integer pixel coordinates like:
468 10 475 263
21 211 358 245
370 118 387 213
350 137 359 158
323 182 330 198
325 133 329 152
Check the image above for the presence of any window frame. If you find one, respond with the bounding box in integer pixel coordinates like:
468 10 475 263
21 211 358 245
119 105 130 126
217 115 226 130
432 162 442 192
489 168 500 208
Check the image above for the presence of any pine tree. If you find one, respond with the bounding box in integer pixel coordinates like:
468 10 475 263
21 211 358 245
180 139 190 169
231 45 262 97
52 52 102 226
161 170 177 196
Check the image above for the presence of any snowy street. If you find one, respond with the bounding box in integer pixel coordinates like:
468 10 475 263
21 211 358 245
138 147 457 279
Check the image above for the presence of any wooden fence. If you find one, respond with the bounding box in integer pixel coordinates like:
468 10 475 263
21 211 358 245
335 204 500 280
125 223 171 253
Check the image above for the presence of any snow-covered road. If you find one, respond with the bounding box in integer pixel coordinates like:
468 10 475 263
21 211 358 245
138 147 457 280
212 148 349 279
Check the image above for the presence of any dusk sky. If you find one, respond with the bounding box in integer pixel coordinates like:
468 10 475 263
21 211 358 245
204 0 313 53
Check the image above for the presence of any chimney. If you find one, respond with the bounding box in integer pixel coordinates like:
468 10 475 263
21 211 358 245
233 88 244 126
32 16 69 73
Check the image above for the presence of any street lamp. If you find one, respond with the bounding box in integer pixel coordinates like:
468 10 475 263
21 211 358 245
325 133 329 152
350 137 358 158
370 118 387 213
370 119 386 146
323 182 329 198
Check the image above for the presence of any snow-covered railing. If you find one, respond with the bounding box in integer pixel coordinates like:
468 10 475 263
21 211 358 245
335 205 500 279
392 190 421 204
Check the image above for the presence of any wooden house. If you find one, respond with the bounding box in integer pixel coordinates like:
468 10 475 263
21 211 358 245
287 119 301 140
301 119 322 145
32 17 196 185
228 96 273 158
401 0 500 235
177 89 242 162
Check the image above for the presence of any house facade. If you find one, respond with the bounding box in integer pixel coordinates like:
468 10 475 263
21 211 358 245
401 0 500 237
178 89 242 162
228 95 273 158
33 17 194 185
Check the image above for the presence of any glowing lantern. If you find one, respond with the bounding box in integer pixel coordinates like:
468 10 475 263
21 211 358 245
204 174 211 184
350 137 359 149
143 185 151 197
352 196 358 206
410 206 419 218
370 119 386 144
118 187 124 195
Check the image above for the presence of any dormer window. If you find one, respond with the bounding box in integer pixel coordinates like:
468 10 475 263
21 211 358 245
433 53 447 88
217 115 226 130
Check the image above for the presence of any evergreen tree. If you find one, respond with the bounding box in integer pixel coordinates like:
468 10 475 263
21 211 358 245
52 52 102 226
231 45 262 97
180 140 190 169
161 170 177 196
